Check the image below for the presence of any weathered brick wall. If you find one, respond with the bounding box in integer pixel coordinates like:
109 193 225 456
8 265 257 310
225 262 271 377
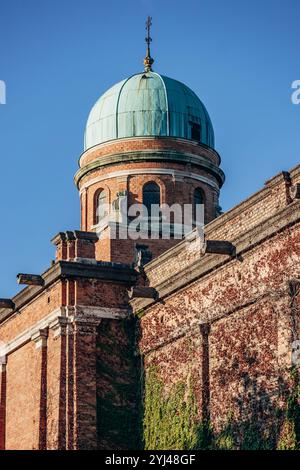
96 318 140 450
0 255 137 450
133 165 300 449
79 136 220 168
75 279 129 308
1 158 299 450
77 136 222 264
5 341 41 450
0 281 63 344
143 166 300 288
46 328 65 449
209 299 281 442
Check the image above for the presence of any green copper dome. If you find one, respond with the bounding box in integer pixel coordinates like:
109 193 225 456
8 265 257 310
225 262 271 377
84 72 215 150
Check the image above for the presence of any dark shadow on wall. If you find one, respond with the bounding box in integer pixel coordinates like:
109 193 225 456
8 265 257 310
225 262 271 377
212 363 300 450
96 316 143 450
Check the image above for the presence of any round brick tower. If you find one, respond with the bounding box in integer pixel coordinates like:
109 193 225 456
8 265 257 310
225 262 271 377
74 71 225 265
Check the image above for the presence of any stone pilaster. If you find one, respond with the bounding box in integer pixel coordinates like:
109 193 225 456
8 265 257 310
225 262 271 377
31 328 48 450
48 316 68 450
66 321 74 450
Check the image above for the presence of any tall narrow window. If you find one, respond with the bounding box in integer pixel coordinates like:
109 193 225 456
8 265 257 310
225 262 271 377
96 189 107 224
190 122 201 142
194 188 205 225
143 182 160 218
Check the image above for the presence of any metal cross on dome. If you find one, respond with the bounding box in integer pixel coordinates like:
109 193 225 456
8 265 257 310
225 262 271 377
144 16 154 72
145 16 152 48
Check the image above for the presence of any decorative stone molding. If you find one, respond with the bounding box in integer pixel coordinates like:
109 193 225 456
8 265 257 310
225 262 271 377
128 287 158 300
73 319 102 336
67 305 129 322
0 304 129 355
31 328 48 349
0 354 7 373
49 316 69 338
17 274 44 287
2 308 65 354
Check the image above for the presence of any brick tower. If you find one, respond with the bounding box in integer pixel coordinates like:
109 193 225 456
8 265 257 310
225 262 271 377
75 67 224 264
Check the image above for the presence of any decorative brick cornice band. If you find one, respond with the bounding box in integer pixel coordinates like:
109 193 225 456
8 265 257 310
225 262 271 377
74 150 225 188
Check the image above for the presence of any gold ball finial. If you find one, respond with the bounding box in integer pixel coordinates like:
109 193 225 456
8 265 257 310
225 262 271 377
144 55 154 73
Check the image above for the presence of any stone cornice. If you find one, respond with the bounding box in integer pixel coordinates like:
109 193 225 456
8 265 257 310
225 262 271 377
74 149 225 188
0 261 137 324
130 199 300 314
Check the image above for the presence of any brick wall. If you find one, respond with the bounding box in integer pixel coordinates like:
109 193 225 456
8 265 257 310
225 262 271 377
96 318 140 450
0 257 136 450
77 136 222 264
5 341 41 449
132 165 300 449
79 136 221 168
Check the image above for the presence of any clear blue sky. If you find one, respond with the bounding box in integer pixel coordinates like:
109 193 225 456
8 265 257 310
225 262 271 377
0 0 299 297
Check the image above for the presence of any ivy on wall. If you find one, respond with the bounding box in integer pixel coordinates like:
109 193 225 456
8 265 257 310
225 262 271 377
277 367 300 450
142 365 300 450
143 366 209 450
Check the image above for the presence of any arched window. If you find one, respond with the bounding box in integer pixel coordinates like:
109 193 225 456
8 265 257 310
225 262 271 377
193 188 205 224
143 182 160 218
96 189 107 224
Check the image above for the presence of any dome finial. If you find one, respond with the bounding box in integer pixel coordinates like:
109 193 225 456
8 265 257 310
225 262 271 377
144 16 154 72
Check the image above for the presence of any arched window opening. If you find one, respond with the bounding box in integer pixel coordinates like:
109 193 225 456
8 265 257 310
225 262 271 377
193 188 205 225
96 189 108 224
143 182 161 218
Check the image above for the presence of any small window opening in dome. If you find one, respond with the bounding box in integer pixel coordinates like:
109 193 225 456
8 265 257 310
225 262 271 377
190 122 201 142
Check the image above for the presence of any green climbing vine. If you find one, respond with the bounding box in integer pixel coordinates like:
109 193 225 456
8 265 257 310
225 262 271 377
142 365 300 450
277 367 300 450
143 366 209 450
